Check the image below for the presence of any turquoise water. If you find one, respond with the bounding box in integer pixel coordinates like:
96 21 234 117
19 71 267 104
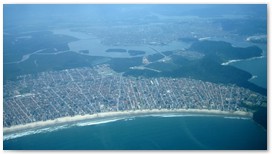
3 115 267 150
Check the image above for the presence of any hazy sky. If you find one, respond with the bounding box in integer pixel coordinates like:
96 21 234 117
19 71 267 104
4 4 266 27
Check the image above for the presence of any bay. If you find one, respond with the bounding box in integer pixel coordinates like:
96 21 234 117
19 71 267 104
229 43 267 89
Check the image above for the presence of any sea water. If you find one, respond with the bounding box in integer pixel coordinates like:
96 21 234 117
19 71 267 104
229 43 267 89
230 56 267 89
3 115 267 150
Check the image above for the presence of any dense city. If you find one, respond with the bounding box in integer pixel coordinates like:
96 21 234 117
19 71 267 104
3 64 266 127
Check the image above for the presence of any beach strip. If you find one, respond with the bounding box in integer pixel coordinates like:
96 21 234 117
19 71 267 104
3 109 253 134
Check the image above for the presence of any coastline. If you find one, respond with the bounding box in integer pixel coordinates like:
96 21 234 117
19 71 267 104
221 55 265 66
3 109 253 134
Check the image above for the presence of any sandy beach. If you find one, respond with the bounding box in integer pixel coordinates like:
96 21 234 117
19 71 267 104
3 109 253 134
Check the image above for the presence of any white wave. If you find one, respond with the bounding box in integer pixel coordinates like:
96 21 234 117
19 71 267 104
248 55 265 60
240 117 251 120
75 118 124 127
199 37 211 41
224 116 250 120
4 131 35 141
221 55 265 66
145 113 217 118
4 118 125 141
3 125 69 141
124 118 135 121
156 114 190 118
4 118 127 140
246 35 267 42
221 59 242 65
249 75 258 81
4 114 250 141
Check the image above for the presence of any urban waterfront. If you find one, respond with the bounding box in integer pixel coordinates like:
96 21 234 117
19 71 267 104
3 64 266 128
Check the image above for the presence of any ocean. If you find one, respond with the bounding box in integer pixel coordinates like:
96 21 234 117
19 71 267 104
230 44 267 89
231 57 267 89
3 115 267 150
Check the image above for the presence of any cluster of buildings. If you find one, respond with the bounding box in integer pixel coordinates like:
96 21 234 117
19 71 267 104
3 64 266 127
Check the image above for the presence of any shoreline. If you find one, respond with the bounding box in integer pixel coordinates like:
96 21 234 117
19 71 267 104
221 55 265 66
220 54 267 89
3 109 253 134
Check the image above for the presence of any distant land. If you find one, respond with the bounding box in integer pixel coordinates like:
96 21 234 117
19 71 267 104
3 4 267 130
4 37 266 97
4 34 265 96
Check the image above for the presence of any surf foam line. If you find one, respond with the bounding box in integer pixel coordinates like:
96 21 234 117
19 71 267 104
75 118 125 127
137 113 227 118
3 118 126 141
224 116 251 120
4 109 252 140
221 55 265 66
2 115 207 141
3 125 69 141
